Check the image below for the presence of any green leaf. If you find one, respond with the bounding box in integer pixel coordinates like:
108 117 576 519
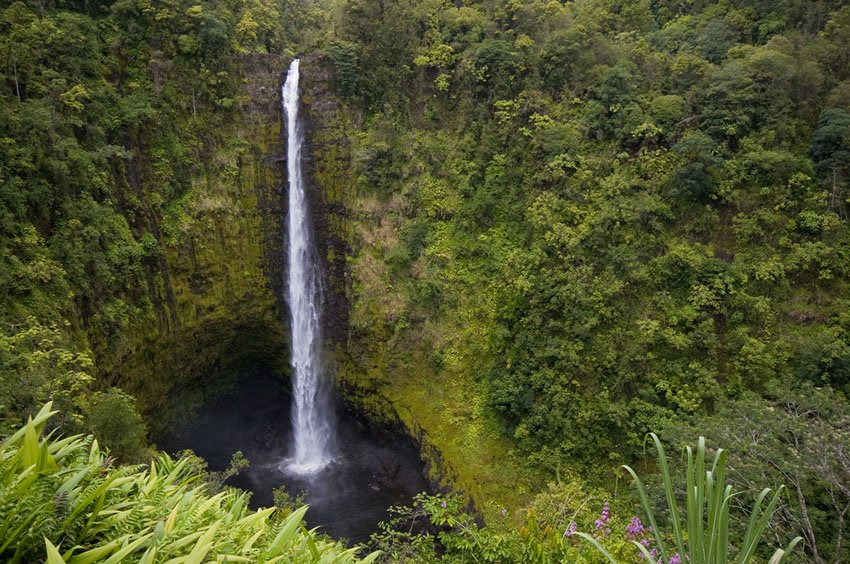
360 551 382 564
102 532 153 564
2 403 57 450
66 539 123 564
21 418 40 469
768 537 803 564
265 506 309 558
738 487 785 563
185 522 220 564
45 538 66 564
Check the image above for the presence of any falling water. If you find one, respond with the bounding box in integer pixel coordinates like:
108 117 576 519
283 59 334 474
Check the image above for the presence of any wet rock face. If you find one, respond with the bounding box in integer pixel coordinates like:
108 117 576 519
254 424 282 451
297 54 353 346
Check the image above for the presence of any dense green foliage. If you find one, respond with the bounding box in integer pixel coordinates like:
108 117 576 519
368 436 801 563
0 403 378 563
3 0 850 561
333 0 850 470
86 388 148 461
319 1 850 558
0 319 93 433
0 0 320 429
579 434 800 563
665 385 850 563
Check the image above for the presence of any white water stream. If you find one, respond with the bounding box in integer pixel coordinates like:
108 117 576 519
283 59 334 474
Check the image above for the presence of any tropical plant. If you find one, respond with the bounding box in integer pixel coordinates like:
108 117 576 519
577 433 802 563
370 493 529 563
0 402 380 563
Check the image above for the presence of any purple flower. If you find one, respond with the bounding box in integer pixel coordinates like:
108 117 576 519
563 521 577 538
501 508 508 517
669 554 682 564
440 500 447 509
638 543 660 561
593 502 611 538
628 515 659 560
626 515 645 540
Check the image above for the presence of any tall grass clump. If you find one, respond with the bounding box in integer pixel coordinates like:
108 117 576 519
578 433 802 563
0 402 379 563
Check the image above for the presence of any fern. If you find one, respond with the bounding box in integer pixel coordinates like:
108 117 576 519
0 403 381 563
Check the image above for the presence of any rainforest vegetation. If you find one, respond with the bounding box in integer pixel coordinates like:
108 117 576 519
2 0 850 561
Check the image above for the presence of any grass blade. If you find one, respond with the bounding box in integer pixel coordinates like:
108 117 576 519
573 532 618 563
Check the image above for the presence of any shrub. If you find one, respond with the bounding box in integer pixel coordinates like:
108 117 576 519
86 387 147 461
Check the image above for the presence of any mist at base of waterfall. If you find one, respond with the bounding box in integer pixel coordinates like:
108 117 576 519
157 370 430 545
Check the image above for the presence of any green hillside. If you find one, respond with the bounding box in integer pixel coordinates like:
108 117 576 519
1 0 849 561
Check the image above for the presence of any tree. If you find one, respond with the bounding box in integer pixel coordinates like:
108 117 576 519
670 130 723 201
0 320 92 434
87 388 147 461
811 108 850 215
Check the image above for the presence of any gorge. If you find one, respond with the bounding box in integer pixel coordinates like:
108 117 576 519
158 57 431 543
2 0 850 561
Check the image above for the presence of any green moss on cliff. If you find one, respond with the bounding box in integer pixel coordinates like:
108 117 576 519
103 55 292 430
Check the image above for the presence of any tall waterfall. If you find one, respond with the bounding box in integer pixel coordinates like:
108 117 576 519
283 59 334 474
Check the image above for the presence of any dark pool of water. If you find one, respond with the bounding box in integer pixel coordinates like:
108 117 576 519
157 370 430 544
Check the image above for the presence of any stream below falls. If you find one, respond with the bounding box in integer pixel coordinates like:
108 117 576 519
158 370 430 544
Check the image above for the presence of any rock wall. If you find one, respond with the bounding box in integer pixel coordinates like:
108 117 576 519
99 55 292 433
299 55 353 348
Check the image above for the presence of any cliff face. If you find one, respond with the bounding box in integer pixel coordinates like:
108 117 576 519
299 56 353 348
100 55 292 431
298 56 468 499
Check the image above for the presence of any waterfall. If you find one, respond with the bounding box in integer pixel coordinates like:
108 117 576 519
283 59 334 474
